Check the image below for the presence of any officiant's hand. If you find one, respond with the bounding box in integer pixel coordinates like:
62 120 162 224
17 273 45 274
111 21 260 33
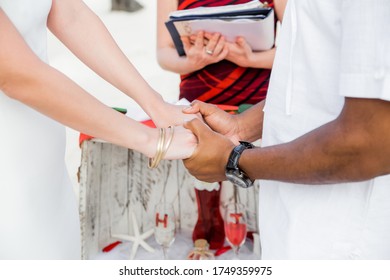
183 118 234 182
224 37 255 68
181 31 228 72
183 100 241 145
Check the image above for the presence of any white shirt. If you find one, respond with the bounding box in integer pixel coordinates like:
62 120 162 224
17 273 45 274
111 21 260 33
260 0 390 259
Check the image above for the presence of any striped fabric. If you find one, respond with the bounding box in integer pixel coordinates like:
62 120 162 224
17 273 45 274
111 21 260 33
178 0 274 106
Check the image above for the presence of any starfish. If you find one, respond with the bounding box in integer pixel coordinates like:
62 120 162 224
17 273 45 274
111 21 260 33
112 209 155 259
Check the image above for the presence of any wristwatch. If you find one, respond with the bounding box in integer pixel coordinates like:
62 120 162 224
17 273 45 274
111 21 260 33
225 141 254 188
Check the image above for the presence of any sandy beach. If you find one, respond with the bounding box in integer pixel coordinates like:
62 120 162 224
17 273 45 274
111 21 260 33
47 0 180 193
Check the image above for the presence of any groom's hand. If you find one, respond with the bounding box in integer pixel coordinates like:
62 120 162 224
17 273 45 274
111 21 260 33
183 100 241 144
183 118 234 182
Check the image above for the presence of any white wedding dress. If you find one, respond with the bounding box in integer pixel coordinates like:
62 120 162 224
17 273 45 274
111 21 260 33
0 0 81 259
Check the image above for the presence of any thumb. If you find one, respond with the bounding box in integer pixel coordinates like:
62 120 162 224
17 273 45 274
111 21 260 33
182 103 200 114
183 100 218 117
237 37 251 52
183 118 212 140
237 37 249 47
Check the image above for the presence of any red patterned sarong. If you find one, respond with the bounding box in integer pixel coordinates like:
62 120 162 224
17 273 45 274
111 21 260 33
178 0 274 106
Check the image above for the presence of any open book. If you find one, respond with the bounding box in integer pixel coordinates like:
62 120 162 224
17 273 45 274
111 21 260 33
165 0 275 56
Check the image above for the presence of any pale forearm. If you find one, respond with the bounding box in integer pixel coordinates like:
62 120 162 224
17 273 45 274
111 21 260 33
2 59 157 157
157 47 199 74
274 0 288 22
157 0 198 75
233 0 286 69
48 0 164 115
235 47 276 69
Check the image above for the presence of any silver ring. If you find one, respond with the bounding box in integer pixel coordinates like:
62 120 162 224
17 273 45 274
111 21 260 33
205 49 213 55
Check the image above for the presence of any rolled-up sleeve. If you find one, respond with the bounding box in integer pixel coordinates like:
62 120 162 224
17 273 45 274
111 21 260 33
339 0 390 101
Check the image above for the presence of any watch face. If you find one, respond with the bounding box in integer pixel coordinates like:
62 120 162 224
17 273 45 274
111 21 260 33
226 172 252 188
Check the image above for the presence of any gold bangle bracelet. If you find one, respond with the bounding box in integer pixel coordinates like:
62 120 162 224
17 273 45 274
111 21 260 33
153 127 166 168
148 127 166 169
161 126 175 160
148 126 175 169
148 128 163 169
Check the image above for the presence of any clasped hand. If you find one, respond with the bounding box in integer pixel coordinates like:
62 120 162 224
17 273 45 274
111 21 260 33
181 31 256 71
181 101 241 182
155 99 242 183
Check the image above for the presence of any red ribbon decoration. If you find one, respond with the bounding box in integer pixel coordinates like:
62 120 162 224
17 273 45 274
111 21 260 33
102 241 122 253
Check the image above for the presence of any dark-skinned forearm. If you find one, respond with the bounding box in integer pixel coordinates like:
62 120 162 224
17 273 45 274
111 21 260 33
239 98 390 184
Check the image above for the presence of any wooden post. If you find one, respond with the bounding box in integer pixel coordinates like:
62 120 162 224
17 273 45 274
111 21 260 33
111 0 143 12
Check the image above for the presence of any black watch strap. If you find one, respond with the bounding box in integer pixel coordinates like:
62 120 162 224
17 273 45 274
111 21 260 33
226 141 254 171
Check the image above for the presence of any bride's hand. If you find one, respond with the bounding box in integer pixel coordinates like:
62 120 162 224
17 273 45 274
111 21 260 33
150 102 202 127
163 126 197 160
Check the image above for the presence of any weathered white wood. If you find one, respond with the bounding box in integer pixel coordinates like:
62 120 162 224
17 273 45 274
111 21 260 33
109 146 130 238
78 140 259 259
79 141 103 259
127 151 143 235
78 141 89 260
98 143 112 250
